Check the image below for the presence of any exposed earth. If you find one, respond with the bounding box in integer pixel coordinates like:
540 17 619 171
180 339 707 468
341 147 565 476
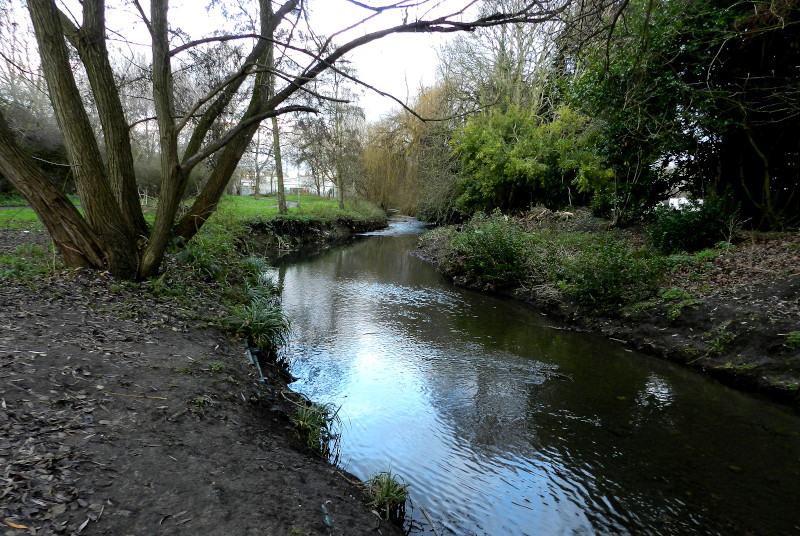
0 228 402 536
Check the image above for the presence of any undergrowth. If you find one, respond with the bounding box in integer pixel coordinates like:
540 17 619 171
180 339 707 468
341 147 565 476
0 243 62 283
426 212 665 311
289 401 341 459
363 471 410 525
438 210 527 289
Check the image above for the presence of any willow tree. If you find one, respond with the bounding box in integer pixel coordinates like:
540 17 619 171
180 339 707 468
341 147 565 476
0 0 574 280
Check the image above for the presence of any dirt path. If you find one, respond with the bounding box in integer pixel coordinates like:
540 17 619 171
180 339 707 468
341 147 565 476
1 248 401 535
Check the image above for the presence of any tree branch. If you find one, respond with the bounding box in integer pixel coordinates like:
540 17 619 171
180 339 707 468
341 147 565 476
181 105 318 172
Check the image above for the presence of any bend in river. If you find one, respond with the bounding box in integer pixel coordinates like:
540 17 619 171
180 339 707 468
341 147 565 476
273 217 800 536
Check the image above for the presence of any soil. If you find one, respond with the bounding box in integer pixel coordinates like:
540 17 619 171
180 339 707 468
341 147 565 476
417 208 800 409
0 227 402 536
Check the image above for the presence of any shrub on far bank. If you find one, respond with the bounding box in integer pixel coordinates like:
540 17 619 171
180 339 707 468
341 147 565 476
427 217 665 312
439 210 527 289
646 194 739 253
557 233 664 310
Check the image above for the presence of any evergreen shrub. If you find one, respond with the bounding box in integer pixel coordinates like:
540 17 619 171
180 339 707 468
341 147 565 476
441 210 527 288
558 234 664 310
646 195 738 253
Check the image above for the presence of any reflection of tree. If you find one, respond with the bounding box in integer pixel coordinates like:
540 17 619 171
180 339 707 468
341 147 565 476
281 234 800 536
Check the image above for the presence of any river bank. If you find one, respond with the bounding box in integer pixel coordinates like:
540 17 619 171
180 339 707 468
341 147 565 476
1 217 402 535
415 208 800 409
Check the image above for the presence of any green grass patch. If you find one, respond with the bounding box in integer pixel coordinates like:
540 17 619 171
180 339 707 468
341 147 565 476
0 208 46 230
0 192 28 206
363 471 410 524
0 243 61 281
290 402 340 457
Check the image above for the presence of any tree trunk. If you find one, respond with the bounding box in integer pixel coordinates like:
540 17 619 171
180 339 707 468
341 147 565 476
58 1 147 237
27 0 138 278
0 110 105 268
272 116 287 215
138 0 185 279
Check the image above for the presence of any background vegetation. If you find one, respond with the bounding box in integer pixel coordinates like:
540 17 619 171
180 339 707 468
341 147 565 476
359 0 798 232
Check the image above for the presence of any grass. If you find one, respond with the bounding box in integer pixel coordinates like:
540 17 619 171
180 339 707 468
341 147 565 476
215 194 384 223
786 331 800 350
0 243 62 281
1 192 381 360
223 297 291 353
1 193 383 229
0 194 81 230
290 402 341 458
363 471 410 524
0 207 46 230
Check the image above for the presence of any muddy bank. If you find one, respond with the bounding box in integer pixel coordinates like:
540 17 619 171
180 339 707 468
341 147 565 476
416 216 800 409
1 231 401 535
242 214 388 260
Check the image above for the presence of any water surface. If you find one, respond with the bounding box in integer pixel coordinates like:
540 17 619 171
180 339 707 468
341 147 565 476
276 219 800 536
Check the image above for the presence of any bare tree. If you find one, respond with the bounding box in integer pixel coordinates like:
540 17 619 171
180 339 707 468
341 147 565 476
0 0 575 280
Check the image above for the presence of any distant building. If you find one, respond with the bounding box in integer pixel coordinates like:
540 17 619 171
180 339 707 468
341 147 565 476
237 169 335 197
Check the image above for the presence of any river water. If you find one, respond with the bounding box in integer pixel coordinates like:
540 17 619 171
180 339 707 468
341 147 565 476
274 218 800 536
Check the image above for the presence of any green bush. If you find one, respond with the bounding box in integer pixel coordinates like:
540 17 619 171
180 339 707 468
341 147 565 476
441 210 527 288
646 195 738 253
558 234 664 310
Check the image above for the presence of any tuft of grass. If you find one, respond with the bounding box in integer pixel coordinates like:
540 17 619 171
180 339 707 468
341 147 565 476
722 360 756 374
223 298 291 353
290 402 340 458
363 471 410 524
0 243 61 281
786 331 800 350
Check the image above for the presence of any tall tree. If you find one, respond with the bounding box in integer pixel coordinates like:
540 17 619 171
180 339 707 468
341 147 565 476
563 0 800 227
0 0 576 279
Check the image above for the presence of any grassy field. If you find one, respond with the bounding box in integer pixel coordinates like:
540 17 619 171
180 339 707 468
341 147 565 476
1 193 384 230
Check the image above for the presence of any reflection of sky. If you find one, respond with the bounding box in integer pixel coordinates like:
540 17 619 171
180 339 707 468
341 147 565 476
280 231 800 536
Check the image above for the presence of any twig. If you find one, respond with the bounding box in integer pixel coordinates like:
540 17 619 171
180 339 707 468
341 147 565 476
420 506 441 536
104 391 167 400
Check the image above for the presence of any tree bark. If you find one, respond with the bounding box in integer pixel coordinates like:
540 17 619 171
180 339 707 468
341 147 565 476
138 0 185 279
271 116 287 214
0 110 105 269
58 1 147 237
27 0 138 278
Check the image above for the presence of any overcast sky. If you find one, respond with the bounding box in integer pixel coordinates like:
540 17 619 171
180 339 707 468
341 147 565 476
305 1 452 121
70 0 458 121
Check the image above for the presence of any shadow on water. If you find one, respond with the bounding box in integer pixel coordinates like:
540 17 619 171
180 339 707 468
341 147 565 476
273 218 800 536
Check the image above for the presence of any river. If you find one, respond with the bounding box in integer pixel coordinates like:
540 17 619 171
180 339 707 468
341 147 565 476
273 217 800 536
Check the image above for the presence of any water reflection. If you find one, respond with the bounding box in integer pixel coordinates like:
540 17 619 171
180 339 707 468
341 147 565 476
278 228 800 536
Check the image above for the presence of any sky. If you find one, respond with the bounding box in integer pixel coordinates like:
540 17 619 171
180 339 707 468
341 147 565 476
304 1 455 122
54 0 462 121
